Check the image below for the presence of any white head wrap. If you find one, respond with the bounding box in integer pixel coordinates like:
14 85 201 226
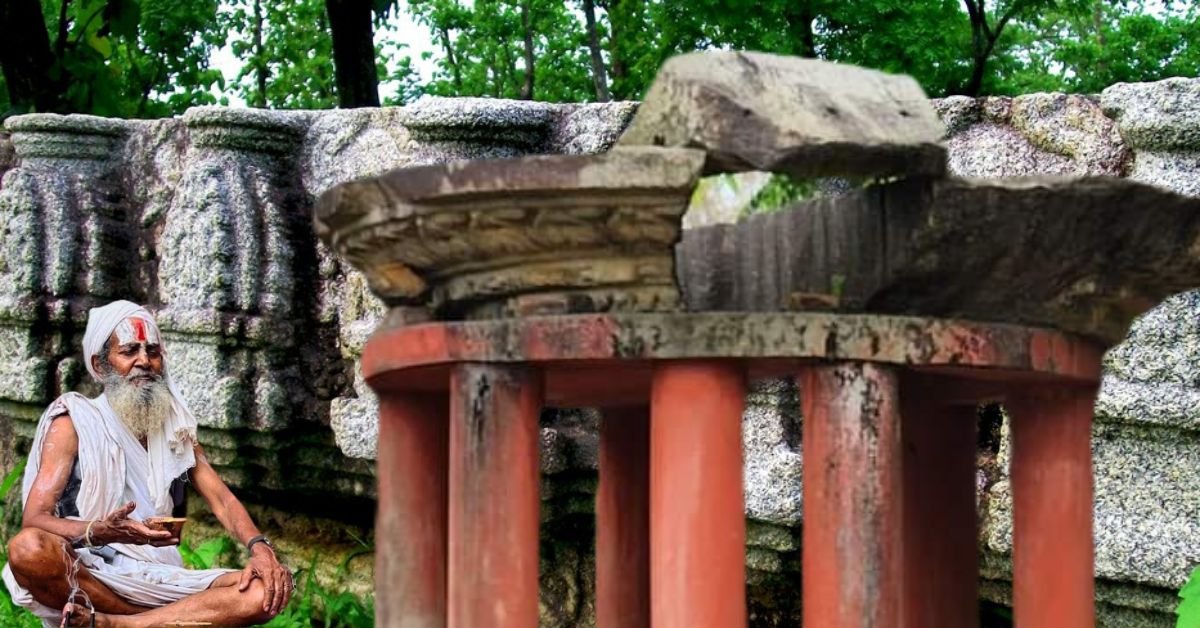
83 300 199 457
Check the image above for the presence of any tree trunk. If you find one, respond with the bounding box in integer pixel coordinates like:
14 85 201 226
0 0 63 112
326 0 381 107
784 0 817 58
438 26 463 92
605 0 627 97
960 0 989 96
519 0 535 100
963 52 987 97
582 0 610 101
316 8 334 103
1092 0 1108 76
251 0 268 108
501 39 518 97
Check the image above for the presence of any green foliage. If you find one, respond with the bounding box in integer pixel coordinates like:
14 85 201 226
178 536 238 570
980 600 1013 627
1020 0 1200 94
0 459 40 628
221 0 415 109
180 533 374 628
1178 564 1200 627
175 531 374 627
223 0 337 108
0 579 41 628
5 0 1197 113
29 0 225 116
412 0 594 101
745 174 820 216
263 553 374 628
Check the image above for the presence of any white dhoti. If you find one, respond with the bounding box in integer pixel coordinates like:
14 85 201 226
2 302 236 626
3 547 233 626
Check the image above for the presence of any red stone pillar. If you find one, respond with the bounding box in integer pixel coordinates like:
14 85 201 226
800 362 902 627
375 392 449 628
596 405 650 628
900 379 979 628
650 361 747 628
1009 385 1097 628
447 364 543 628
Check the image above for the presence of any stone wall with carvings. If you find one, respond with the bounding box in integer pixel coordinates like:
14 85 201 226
0 98 638 602
0 75 1198 626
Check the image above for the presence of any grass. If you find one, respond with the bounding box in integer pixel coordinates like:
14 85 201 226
1178 565 1200 627
178 535 374 628
0 458 42 627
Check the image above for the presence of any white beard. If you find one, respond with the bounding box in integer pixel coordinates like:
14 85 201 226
104 374 173 440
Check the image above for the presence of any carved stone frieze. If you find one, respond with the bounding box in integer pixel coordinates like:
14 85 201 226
158 107 308 433
397 96 557 163
0 114 132 405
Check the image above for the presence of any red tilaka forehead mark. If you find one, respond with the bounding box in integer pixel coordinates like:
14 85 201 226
130 317 147 343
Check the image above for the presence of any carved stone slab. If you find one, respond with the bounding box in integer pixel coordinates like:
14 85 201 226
678 176 1200 346
315 146 706 318
618 51 946 179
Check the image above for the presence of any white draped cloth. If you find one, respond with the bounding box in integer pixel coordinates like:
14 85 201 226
1 301 235 625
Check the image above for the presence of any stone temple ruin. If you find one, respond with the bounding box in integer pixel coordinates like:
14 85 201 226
1 51 1200 626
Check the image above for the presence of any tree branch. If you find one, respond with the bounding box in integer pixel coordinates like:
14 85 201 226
437 26 462 91
56 0 71 59
519 0 535 100
582 0 610 101
1 0 64 111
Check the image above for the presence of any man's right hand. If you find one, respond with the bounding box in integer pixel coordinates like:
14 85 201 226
90 502 178 547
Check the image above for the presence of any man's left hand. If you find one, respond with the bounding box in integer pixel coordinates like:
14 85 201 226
238 546 292 616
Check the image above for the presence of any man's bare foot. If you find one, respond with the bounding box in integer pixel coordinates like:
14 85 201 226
60 602 96 628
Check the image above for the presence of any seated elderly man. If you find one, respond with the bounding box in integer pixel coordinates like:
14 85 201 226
2 301 292 627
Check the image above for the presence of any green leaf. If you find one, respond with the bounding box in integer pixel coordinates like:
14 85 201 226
1177 565 1200 627
105 0 142 39
0 459 27 498
1181 566 1200 599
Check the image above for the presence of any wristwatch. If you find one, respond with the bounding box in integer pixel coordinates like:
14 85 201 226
247 535 275 554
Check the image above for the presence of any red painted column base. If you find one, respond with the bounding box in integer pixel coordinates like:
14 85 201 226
375 392 449 628
447 364 543 628
801 362 902 627
1010 385 1097 628
596 405 650 628
650 361 747 628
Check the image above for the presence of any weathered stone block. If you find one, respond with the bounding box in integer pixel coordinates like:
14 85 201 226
680 176 1200 345
163 336 246 429
301 108 413 197
746 520 798 552
934 93 1129 178
619 51 946 179
548 101 639 155
0 132 13 182
1103 77 1200 196
746 547 784 573
398 95 556 150
0 327 51 403
329 363 378 460
743 378 802 526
